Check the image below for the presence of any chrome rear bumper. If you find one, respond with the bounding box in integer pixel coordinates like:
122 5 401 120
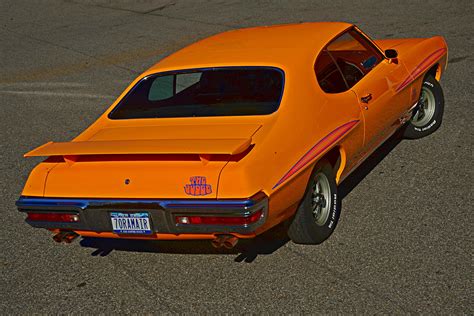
16 195 267 235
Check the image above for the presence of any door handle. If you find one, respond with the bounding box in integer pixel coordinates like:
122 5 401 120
361 93 372 103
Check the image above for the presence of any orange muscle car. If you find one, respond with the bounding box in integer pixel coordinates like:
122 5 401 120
17 22 448 247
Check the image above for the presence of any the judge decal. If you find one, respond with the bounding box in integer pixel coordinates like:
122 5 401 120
184 176 212 196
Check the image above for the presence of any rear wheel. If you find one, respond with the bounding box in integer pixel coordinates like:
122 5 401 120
288 162 341 244
404 75 444 139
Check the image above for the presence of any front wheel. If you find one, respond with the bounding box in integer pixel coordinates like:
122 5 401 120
403 75 444 139
288 162 341 244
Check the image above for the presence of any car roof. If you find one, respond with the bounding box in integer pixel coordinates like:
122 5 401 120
148 22 352 73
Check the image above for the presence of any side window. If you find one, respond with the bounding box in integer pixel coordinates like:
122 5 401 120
315 51 348 93
326 30 383 89
148 72 202 101
176 72 201 93
148 75 174 101
315 28 384 93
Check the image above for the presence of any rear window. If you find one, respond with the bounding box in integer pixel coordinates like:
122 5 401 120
109 67 284 119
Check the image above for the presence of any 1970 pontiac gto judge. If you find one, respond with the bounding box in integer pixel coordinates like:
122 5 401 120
17 22 447 247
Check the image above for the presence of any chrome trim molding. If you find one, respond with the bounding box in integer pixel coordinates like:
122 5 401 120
16 195 268 235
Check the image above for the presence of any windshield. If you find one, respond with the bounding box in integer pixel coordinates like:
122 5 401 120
108 67 284 119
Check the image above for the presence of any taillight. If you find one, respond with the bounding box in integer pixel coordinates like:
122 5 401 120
176 209 263 226
27 212 79 223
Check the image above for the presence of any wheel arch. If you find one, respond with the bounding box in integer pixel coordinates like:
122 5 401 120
319 145 346 184
426 63 441 81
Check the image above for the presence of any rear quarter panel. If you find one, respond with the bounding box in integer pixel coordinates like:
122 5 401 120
217 60 363 232
392 36 448 99
21 160 59 196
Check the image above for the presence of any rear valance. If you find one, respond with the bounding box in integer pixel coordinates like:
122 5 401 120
24 138 252 157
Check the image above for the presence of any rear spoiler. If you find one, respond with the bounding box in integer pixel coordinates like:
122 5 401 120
24 138 252 157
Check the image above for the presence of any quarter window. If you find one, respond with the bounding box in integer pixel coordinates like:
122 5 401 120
148 75 174 101
315 51 348 93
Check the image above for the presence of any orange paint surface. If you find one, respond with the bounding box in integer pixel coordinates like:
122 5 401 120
20 22 447 240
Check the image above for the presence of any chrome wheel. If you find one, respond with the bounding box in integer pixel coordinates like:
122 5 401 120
311 172 332 226
412 86 436 127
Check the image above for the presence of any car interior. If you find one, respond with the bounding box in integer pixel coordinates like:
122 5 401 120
316 29 383 93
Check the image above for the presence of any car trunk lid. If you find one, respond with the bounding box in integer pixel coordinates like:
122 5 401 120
27 124 260 199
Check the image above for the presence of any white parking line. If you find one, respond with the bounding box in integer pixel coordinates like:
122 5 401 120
0 82 90 88
0 90 115 99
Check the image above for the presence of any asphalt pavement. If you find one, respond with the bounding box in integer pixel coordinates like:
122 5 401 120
1 0 472 313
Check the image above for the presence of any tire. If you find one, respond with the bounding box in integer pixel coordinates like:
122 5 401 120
403 75 444 139
288 161 341 244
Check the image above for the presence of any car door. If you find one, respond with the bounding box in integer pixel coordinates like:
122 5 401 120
326 28 411 155
314 49 365 175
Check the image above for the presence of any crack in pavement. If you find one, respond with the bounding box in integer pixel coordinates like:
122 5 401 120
149 12 240 29
0 42 170 84
142 2 177 14
80 1 241 30
68 0 177 16
1 26 140 75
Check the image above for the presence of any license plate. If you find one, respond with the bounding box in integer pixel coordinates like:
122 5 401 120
110 212 152 234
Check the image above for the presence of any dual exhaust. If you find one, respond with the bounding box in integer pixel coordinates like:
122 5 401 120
211 234 238 249
52 231 79 243
53 231 237 249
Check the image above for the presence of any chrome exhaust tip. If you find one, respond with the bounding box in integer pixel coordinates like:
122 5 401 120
211 235 239 249
63 232 79 243
222 236 238 249
211 236 225 248
52 231 68 243
52 231 79 243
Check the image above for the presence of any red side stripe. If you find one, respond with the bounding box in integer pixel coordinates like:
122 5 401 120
396 48 446 92
272 120 359 189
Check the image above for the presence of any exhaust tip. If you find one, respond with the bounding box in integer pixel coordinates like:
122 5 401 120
211 235 238 249
63 232 79 243
52 231 67 243
223 236 238 249
211 237 224 249
52 231 79 243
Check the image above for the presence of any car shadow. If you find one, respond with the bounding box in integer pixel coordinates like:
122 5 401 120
338 129 403 199
80 221 290 263
80 131 403 262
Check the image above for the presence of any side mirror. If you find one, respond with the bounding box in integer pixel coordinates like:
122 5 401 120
385 49 398 59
